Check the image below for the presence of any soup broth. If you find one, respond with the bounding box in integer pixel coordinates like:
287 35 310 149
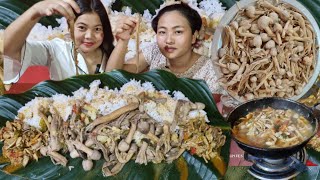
232 107 314 148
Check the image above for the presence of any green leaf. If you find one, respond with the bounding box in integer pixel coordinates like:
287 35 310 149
0 70 230 179
0 0 61 28
219 0 237 9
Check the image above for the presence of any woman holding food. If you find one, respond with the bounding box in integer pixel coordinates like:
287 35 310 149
4 0 136 83
106 2 225 100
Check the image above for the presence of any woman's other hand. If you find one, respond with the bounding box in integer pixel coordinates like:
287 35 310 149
114 16 137 41
31 0 80 20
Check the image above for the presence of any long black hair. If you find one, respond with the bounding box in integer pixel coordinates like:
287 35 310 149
151 2 202 34
74 0 114 58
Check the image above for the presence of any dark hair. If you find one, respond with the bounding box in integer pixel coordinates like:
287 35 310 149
75 0 114 58
151 2 202 34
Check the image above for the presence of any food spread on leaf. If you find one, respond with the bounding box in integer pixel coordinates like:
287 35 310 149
0 80 226 176
216 0 316 101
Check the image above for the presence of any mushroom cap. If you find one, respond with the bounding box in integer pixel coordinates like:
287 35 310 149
82 159 93 171
257 16 274 29
260 33 270 42
245 6 256 18
70 149 80 158
268 12 279 22
252 35 262 48
273 23 283 32
137 120 150 134
89 150 101 160
118 139 130 152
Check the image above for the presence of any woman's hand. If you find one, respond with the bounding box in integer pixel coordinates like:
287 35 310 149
114 16 138 41
31 0 80 20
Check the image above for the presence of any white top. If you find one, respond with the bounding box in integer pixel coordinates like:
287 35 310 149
142 43 224 94
4 38 105 84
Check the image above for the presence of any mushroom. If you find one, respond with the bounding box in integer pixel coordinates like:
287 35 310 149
73 140 101 160
49 112 62 151
40 146 68 166
165 148 185 163
303 56 313 66
218 47 227 58
137 120 159 143
135 140 148 165
84 138 95 147
245 6 264 18
230 21 239 30
116 143 138 163
260 1 290 21
250 76 257 83
85 102 139 131
118 117 138 152
227 63 240 72
82 159 93 171
102 161 125 177
237 23 255 37
161 123 171 154
66 140 80 158
265 40 275 49
250 24 260 34
268 12 279 23
245 93 255 100
155 124 163 136
293 12 307 37
22 155 30 167
282 20 291 38
251 35 262 48
273 23 283 45
260 33 271 42
257 16 275 37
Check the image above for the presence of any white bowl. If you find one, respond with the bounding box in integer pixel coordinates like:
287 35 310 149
211 0 320 102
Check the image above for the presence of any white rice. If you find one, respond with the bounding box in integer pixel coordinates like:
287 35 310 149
52 94 74 121
188 109 209 122
17 79 210 129
173 91 189 101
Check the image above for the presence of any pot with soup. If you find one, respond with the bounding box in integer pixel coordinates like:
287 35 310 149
227 97 318 159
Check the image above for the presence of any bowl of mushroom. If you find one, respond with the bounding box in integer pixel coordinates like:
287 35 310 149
212 0 320 102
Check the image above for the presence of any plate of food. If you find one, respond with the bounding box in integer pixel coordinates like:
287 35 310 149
212 0 320 102
0 69 230 179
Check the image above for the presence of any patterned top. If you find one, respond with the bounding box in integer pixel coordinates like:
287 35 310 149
142 43 224 94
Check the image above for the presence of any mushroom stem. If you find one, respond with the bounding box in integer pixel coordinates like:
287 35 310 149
48 151 68 167
102 162 125 177
260 1 290 21
116 143 138 163
86 102 139 131
257 16 275 37
40 146 68 167
135 141 148 165
66 140 80 158
118 118 138 152
73 140 101 160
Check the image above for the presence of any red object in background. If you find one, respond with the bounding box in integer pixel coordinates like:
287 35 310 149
5 66 50 94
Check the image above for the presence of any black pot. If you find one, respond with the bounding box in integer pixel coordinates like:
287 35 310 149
227 97 319 159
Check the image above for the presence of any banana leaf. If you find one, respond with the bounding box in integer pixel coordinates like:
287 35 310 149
0 0 62 28
0 69 230 179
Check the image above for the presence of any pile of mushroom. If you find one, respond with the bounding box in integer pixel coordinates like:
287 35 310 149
216 0 316 101
0 80 226 177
